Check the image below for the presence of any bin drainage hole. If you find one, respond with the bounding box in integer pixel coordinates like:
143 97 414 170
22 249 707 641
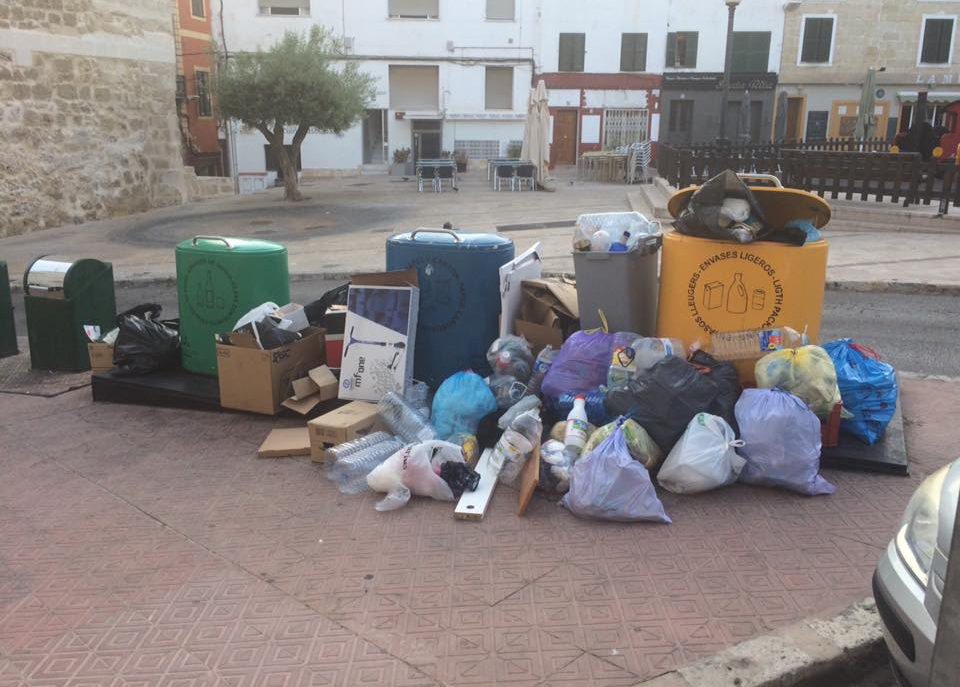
467 505 474 509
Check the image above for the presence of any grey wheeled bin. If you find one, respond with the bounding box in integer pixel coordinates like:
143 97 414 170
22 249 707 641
573 213 662 334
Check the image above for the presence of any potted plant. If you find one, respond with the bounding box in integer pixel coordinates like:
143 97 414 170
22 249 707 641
454 150 468 173
391 147 412 176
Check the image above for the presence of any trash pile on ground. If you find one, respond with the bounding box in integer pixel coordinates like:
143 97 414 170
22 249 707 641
12 171 905 523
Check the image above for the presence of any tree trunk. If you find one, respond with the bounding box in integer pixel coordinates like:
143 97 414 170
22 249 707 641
274 142 302 201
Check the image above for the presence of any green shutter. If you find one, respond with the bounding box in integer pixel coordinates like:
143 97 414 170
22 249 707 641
666 33 676 67
922 18 953 64
559 33 585 71
559 34 571 71
574 33 585 71
620 33 647 71
686 32 698 68
620 34 632 71
636 33 647 71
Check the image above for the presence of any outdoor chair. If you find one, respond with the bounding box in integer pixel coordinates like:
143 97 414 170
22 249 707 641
418 166 437 192
494 164 515 191
515 164 536 191
436 165 455 192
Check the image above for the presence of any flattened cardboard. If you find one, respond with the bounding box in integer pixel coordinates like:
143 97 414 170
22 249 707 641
88 342 115 373
282 366 339 415
257 427 311 458
217 327 325 415
351 268 419 289
308 401 384 460
281 395 323 415
517 442 541 516
308 365 338 396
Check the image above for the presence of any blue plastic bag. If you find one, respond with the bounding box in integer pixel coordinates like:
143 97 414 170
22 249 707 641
560 420 671 523
823 339 898 445
431 371 497 440
734 388 835 496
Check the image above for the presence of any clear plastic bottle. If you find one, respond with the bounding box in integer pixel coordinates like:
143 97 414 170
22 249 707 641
495 410 543 485
607 342 639 393
497 394 542 430
591 230 612 252
524 346 557 398
563 395 589 461
633 337 684 371
325 431 393 464
328 438 404 494
378 392 437 443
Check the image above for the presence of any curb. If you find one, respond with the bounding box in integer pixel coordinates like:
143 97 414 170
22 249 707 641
639 597 886 687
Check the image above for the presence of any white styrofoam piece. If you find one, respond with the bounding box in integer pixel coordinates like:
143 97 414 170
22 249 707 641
454 448 499 521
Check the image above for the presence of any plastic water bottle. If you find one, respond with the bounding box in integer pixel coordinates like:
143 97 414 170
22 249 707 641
591 230 612 252
378 392 436 443
608 342 638 393
494 410 543 484
563 395 589 461
405 379 432 417
634 337 684 371
325 431 393 464
328 438 404 494
497 394 542 430
525 346 557 398
609 231 631 252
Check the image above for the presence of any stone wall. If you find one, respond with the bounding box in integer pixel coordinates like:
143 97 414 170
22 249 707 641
0 0 187 237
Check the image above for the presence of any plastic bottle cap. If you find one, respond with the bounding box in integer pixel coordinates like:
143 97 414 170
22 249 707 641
575 394 585 400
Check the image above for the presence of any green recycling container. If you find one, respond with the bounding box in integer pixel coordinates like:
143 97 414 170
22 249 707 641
0 261 18 358
176 236 290 376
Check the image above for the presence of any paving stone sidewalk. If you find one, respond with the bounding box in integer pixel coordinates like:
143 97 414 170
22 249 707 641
0 376 956 686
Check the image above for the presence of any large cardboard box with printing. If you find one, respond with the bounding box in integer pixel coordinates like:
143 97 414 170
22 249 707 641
216 326 325 415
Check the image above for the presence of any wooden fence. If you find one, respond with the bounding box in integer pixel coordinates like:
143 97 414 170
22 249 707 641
658 142 960 212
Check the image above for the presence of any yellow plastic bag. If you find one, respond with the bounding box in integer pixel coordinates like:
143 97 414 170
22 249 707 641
754 345 842 418
582 419 663 470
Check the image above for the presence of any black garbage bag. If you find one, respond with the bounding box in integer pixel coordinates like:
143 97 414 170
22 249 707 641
234 316 302 349
303 282 349 326
688 349 742 436
605 355 740 454
112 304 180 376
439 461 480 499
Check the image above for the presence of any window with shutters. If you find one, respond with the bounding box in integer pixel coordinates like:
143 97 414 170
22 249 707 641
603 109 649 148
486 0 514 21
620 33 648 72
258 0 310 15
666 32 698 69
485 67 513 110
388 0 438 19
195 69 212 117
731 31 770 72
669 100 694 132
191 0 205 18
389 65 440 110
558 33 585 72
799 16 835 64
920 17 955 65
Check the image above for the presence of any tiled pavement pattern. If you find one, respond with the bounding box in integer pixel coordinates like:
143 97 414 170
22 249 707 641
0 377 956 687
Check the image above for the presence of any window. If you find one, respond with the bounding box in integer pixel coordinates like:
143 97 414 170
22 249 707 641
485 66 513 110
191 0 205 18
258 0 310 15
920 17 955 64
558 33 585 72
388 65 439 110
486 0 514 21
620 33 648 72
666 32 698 68
731 31 771 72
800 16 834 64
669 100 694 132
603 109 649 148
195 70 212 117
388 0 438 19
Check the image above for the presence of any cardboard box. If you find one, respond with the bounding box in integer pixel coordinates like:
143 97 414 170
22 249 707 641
515 278 580 355
338 270 419 402
216 326 326 415
308 401 384 460
273 303 310 332
87 342 115 373
281 365 340 415
257 427 312 458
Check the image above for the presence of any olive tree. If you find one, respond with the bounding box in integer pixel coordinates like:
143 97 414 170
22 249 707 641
215 27 376 200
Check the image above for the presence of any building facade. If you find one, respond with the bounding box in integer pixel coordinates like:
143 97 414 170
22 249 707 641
0 0 186 236
175 0 223 175
776 0 960 142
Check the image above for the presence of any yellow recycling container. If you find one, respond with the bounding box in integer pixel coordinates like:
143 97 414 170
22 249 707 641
656 233 829 382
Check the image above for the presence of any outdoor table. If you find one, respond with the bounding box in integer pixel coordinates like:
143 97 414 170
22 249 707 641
489 159 533 187
577 152 629 183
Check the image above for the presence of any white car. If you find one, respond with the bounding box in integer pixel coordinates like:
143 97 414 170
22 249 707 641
873 458 959 686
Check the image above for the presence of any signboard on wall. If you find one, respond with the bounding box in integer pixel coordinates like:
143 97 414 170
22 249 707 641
662 72 777 91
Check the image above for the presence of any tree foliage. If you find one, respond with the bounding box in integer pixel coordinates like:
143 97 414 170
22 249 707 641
215 26 376 200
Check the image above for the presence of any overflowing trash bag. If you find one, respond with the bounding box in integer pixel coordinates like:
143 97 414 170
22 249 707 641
581 418 662 470
673 170 769 244
561 420 671 523
754 345 844 418
112 304 180 377
658 413 746 494
367 440 467 511
735 388 835 496
688 350 741 434
431 371 497 440
606 355 740 454
487 335 533 382
823 339 899 444
541 330 614 404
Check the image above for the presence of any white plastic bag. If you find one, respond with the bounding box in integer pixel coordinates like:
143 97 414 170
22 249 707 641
366 440 465 510
560 422 671 523
657 413 746 494
734 388 835 496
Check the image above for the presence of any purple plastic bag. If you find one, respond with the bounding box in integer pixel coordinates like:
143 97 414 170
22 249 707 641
542 331 640 404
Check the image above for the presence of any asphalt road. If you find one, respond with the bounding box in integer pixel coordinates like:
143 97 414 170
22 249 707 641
10 283 960 377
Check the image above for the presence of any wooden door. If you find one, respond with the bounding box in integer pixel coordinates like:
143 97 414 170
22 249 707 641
553 110 578 165
786 96 804 141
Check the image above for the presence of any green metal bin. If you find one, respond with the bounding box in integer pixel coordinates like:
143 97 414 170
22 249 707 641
0 261 18 358
23 256 116 371
176 236 290 376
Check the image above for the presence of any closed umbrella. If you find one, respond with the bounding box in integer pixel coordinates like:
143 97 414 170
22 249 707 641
854 68 878 140
774 91 788 143
520 79 550 187
737 91 752 143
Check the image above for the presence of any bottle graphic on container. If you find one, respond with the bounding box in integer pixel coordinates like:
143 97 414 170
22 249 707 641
726 273 748 314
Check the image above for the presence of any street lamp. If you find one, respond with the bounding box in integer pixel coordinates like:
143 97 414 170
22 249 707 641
716 0 742 145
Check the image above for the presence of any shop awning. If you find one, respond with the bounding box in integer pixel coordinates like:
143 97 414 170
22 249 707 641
897 91 960 105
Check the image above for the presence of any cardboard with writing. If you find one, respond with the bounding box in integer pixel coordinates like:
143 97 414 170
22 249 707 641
308 400 385 461
88 342 115 373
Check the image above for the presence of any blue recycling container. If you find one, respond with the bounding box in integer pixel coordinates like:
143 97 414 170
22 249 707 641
386 229 515 389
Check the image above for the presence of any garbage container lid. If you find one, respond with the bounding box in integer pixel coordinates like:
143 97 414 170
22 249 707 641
388 229 513 251
175 236 287 255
